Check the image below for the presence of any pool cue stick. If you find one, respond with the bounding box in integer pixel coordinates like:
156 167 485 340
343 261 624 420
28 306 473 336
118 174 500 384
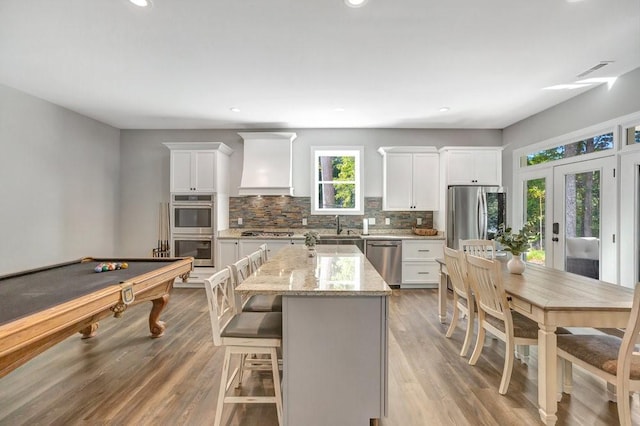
157 203 162 256
164 202 170 256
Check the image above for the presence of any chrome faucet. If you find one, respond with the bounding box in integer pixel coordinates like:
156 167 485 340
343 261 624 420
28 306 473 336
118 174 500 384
335 215 343 235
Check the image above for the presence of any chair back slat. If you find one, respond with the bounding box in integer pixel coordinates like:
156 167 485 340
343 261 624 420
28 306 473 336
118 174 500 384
259 243 269 263
247 250 264 273
204 268 235 347
465 254 512 330
228 257 251 309
444 247 470 300
460 239 496 259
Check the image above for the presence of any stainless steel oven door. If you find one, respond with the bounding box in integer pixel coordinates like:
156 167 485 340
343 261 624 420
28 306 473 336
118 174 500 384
171 204 213 234
172 236 214 267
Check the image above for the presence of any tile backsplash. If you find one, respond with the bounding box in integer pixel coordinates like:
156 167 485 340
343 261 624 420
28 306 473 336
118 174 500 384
228 196 433 230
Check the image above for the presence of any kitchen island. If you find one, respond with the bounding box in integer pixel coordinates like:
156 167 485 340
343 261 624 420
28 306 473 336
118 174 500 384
235 245 391 426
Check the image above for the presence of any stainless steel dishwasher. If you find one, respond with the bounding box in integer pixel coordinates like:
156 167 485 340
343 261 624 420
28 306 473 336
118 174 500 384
365 240 402 286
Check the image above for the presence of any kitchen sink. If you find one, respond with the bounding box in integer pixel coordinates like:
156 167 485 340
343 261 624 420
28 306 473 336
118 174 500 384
317 236 364 253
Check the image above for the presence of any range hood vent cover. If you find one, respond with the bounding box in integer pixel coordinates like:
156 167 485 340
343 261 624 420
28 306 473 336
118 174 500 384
238 132 297 196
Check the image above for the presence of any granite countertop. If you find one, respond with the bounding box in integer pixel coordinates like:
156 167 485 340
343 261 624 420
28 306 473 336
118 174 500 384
218 228 445 240
235 245 392 296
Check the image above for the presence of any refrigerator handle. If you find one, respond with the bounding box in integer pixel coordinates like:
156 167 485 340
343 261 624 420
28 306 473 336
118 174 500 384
479 188 488 240
476 189 483 239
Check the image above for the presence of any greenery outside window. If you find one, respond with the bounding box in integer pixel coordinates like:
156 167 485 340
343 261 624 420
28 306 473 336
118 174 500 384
520 131 614 167
311 147 363 215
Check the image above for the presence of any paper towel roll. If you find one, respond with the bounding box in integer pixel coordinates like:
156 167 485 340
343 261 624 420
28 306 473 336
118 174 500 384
362 218 369 235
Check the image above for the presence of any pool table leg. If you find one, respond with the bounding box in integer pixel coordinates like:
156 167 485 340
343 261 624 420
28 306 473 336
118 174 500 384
149 294 169 337
80 323 99 339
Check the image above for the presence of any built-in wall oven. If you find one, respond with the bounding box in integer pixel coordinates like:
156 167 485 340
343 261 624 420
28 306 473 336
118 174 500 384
172 235 214 267
171 194 214 235
171 194 215 267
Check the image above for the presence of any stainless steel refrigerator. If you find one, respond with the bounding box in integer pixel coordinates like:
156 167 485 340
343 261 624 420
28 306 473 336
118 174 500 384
446 186 507 249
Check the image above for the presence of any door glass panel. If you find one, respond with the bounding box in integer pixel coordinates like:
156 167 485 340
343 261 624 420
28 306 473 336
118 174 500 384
564 171 600 279
524 178 546 265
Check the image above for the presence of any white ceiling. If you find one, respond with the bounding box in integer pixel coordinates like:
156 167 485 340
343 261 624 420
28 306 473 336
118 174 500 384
1 0 639 130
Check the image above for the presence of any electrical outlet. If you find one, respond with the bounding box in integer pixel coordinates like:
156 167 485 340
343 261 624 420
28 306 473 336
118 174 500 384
368 218 376 225
417 218 422 225
385 218 390 225
302 218 308 226
237 218 243 225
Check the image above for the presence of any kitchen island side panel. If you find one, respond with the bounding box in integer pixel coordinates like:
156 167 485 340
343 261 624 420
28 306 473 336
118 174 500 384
283 295 388 426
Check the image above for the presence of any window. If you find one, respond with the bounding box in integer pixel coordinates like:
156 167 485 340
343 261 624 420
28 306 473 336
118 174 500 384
311 147 363 215
625 124 640 145
520 131 614 167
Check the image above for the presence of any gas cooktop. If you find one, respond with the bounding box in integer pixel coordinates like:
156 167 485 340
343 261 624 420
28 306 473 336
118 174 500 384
240 230 294 237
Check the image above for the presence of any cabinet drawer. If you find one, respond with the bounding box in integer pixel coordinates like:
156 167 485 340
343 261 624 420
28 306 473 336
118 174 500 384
402 262 440 283
402 240 443 261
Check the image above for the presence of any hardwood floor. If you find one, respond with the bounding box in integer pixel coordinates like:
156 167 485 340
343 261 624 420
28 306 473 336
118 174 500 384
1 288 638 425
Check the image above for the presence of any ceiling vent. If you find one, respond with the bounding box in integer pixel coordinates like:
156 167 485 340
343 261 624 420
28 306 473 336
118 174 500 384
576 61 614 78
238 132 297 196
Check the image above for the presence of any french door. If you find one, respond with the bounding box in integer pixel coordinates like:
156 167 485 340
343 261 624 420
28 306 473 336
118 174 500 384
552 157 616 282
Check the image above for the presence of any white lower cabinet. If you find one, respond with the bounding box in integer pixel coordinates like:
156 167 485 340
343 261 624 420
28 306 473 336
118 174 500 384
238 239 293 259
401 239 444 288
218 239 239 270
218 238 302 268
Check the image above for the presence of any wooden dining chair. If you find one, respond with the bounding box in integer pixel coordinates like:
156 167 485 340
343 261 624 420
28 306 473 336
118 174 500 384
459 239 497 258
259 243 269 263
443 246 475 357
204 269 283 426
465 253 540 395
228 256 282 313
248 249 264 272
557 283 640 426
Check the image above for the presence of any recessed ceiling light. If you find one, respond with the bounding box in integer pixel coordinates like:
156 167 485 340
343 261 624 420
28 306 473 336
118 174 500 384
345 0 369 8
230 107 241 112
129 0 151 7
543 84 591 90
334 108 346 112
439 107 450 112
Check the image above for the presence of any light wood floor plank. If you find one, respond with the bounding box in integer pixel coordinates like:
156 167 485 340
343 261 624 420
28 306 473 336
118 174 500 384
1 288 638 425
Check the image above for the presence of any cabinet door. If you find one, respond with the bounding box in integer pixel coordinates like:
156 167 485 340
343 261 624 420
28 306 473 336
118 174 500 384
238 240 266 258
193 151 216 192
412 154 439 210
218 240 239 269
472 150 501 185
447 150 476 185
171 151 194 192
383 153 413 210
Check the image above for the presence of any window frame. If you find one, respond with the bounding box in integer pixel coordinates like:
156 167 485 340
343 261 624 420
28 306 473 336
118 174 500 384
310 146 364 215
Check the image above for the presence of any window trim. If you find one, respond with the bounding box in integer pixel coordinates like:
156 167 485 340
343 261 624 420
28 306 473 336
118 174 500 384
310 146 364 215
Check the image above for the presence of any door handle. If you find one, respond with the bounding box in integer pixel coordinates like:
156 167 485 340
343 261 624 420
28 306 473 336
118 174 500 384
552 237 559 242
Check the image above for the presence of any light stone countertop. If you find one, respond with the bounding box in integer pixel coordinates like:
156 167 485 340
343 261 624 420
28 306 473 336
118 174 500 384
235 245 392 296
217 228 445 240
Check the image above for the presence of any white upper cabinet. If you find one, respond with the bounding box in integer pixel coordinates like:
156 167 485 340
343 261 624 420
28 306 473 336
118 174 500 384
442 147 502 186
164 142 233 193
379 147 439 211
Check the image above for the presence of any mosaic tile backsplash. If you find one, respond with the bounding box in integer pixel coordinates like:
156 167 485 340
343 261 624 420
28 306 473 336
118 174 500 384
228 196 433 230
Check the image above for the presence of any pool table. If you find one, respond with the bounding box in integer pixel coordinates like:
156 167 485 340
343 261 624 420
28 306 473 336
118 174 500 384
0 257 193 379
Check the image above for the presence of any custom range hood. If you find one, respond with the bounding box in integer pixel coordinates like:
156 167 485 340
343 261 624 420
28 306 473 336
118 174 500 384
238 132 297 196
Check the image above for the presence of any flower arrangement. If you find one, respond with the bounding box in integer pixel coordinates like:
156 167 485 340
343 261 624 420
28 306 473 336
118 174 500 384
496 222 538 256
304 231 319 247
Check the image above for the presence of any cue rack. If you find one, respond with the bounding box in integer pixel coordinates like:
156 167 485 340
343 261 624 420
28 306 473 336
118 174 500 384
152 202 171 258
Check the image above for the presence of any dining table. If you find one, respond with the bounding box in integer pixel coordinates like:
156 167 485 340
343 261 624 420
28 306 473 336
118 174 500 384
235 245 391 426
437 258 633 426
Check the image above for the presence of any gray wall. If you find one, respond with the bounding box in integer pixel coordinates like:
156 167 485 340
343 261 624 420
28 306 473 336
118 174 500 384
502 67 640 196
0 84 120 274
119 128 501 255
